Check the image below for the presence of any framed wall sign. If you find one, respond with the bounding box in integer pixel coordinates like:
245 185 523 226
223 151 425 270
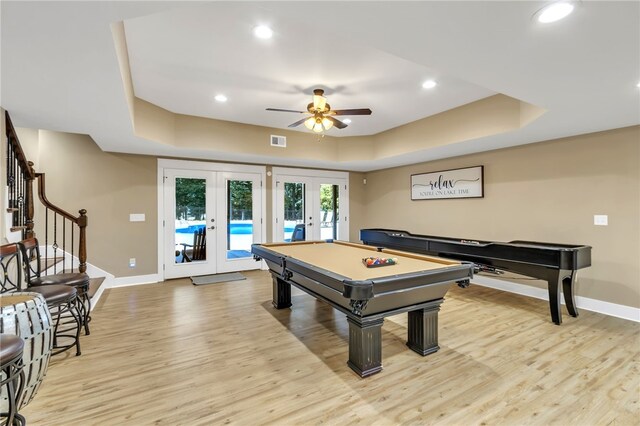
411 166 484 200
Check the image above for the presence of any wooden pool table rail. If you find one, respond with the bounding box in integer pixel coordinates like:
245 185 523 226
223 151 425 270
253 240 474 312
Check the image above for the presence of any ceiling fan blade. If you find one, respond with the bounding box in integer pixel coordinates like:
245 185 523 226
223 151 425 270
266 108 307 113
326 116 348 129
331 108 372 116
288 117 309 128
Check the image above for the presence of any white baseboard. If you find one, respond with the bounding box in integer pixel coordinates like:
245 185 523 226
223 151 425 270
107 274 161 288
91 282 108 308
472 275 640 323
89 273 159 309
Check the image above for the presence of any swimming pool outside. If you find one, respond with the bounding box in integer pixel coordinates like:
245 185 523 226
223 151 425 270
174 220 334 257
176 222 261 235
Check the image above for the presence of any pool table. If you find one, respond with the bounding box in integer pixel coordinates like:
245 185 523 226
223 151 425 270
251 240 474 377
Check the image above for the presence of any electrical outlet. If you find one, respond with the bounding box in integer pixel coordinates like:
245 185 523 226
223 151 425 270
594 215 608 226
129 258 136 268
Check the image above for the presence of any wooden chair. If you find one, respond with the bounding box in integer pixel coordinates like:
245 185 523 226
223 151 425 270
180 228 206 262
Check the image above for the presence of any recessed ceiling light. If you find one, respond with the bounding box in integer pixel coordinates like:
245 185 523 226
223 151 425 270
536 2 575 23
343 119 352 124
422 80 437 89
214 94 227 103
253 25 273 39
636 82 640 88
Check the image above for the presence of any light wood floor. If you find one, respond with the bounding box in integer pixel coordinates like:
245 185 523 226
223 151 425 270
21 270 639 425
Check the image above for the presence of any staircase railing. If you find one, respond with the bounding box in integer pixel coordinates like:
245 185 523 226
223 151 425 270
5 111 88 273
5 112 34 237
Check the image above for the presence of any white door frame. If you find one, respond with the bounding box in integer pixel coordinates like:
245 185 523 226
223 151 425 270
271 167 349 242
158 159 266 280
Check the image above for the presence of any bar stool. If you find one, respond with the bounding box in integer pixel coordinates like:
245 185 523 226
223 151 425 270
27 285 81 356
1 243 81 357
0 334 25 426
20 238 91 336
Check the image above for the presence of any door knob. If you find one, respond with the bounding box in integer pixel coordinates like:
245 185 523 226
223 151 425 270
307 222 312 226
209 226 215 230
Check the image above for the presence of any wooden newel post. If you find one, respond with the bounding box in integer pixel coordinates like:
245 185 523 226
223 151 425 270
25 161 36 239
78 209 88 273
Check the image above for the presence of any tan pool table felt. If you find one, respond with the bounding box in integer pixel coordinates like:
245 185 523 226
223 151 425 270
262 241 462 281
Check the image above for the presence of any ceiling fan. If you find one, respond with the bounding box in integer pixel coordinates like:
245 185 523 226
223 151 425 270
266 89 372 133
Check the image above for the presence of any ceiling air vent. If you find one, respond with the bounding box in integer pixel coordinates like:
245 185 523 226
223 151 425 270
270 135 286 148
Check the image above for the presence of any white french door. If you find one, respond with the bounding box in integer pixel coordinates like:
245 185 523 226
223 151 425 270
159 160 266 280
215 172 263 273
274 176 314 242
164 169 217 279
315 177 346 241
272 168 349 242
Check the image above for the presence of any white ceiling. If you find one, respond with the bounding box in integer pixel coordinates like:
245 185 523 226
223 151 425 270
124 3 495 137
1 1 639 171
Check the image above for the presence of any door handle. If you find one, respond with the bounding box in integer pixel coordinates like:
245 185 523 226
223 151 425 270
209 226 215 230
307 223 312 226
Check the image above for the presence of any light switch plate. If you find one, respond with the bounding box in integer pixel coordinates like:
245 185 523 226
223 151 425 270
130 213 145 222
594 215 608 226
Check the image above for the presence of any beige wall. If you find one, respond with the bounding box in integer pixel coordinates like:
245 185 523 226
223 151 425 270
6 121 638 311
14 127 39 166
352 126 640 309
348 172 366 242
34 131 158 277
371 95 542 159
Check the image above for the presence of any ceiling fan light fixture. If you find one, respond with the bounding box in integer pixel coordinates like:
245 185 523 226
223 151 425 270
322 117 333 130
313 94 327 112
304 117 316 130
266 87 371 133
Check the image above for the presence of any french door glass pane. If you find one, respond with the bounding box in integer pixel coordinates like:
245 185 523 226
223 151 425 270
320 184 339 240
227 180 253 259
175 177 206 263
284 182 305 241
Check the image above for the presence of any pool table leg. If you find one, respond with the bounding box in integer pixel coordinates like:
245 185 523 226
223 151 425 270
272 276 292 309
406 300 442 356
347 317 384 378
